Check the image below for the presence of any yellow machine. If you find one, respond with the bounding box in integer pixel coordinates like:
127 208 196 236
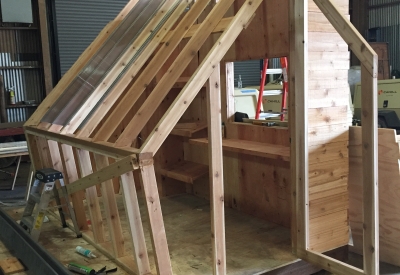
234 83 286 120
354 79 400 128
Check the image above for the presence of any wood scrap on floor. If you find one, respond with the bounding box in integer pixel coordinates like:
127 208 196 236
0 257 25 275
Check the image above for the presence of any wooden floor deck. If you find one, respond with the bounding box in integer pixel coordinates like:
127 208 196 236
2 193 297 275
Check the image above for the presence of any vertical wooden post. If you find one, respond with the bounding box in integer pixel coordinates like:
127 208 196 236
58 143 89 230
289 0 297 254
225 62 235 124
109 157 121 193
293 0 309 253
361 62 379 275
76 149 105 243
139 155 172 275
120 171 151 275
207 64 226 275
47 141 88 230
26 134 42 170
94 154 125 258
0 75 7 123
38 0 53 94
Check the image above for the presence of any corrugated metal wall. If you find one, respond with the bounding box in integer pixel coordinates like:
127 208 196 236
369 0 400 71
234 58 281 87
0 0 46 122
54 0 129 75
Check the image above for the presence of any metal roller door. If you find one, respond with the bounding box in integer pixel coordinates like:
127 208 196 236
54 0 128 76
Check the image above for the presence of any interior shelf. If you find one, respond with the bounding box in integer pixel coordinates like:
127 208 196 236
189 138 290 161
170 122 207 137
160 160 208 184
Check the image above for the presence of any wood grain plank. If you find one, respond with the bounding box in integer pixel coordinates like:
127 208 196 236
189 138 290 161
207 64 226 275
75 149 105 243
94 154 125 258
140 162 173 275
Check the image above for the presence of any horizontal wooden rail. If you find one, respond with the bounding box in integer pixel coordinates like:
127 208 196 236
66 155 138 194
190 138 290 161
25 126 139 159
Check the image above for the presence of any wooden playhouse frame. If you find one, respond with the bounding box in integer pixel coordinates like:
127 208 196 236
23 0 379 274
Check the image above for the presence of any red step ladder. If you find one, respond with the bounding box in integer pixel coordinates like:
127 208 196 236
255 57 289 121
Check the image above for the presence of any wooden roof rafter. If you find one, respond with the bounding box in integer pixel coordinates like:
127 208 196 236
25 0 265 159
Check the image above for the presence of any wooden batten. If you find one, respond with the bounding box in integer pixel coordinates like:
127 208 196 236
206 64 226 275
75 149 105 243
94 154 125 258
140 160 173 275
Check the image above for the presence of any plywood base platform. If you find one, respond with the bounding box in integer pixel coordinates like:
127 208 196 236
152 194 297 275
85 194 299 274
8 193 299 275
78 193 298 274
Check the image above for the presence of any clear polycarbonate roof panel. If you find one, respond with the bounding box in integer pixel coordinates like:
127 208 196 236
41 0 167 126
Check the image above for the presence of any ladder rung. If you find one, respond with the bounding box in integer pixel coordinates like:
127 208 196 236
21 216 34 230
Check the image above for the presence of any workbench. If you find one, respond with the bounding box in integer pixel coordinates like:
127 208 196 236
0 141 29 190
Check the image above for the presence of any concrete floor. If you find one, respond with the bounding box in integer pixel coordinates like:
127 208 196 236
1 162 400 274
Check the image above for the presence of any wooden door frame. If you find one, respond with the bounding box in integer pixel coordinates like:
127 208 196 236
291 0 379 274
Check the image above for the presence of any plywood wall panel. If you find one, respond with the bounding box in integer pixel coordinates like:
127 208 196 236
307 0 350 252
229 0 289 61
184 124 291 228
308 32 348 52
349 127 400 267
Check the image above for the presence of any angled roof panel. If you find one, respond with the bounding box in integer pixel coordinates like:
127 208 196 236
27 0 264 155
40 0 168 126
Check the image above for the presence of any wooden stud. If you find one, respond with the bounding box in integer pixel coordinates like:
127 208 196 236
361 63 379 275
120 171 151 275
66 155 137 194
115 0 236 147
94 154 125 258
58 144 90 229
293 0 309 254
90 0 213 141
289 0 297 254
75 149 106 245
206 64 226 275
140 159 173 275
61 0 185 135
25 134 43 170
141 0 264 154
47 141 88 230
225 62 235 123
